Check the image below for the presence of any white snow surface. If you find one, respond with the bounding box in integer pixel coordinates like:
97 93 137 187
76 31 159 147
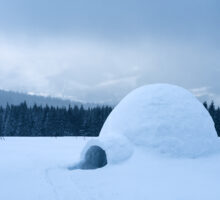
1 137 220 200
1 84 220 199
91 84 220 161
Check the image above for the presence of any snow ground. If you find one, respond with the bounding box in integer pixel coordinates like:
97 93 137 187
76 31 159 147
1 137 220 200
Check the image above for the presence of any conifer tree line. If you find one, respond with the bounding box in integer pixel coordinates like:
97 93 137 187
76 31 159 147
203 101 220 137
0 102 112 137
0 101 220 137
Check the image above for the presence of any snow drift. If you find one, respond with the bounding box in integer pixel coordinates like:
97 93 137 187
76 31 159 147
2 137 220 200
80 84 220 168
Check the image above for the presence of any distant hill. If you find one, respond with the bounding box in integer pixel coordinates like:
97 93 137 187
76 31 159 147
0 90 96 108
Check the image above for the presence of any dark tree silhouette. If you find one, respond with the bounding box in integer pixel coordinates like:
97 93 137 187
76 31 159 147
0 103 112 137
204 101 220 137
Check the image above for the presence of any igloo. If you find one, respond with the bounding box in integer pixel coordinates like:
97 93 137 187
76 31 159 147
78 84 219 169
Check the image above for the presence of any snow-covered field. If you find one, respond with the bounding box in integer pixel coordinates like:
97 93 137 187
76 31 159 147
1 137 220 200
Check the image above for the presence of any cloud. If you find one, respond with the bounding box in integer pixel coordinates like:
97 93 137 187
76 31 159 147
0 0 219 104
0 34 219 104
190 87 212 97
0 36 143 102
190 87 220 105
0 0 219 42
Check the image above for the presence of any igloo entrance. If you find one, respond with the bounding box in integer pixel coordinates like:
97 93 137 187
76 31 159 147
80 145 107 169
70 145 107 170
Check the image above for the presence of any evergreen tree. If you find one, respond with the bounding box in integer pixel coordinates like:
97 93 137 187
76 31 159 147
0 101 112 137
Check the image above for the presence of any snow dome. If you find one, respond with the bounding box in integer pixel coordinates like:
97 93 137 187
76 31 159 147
79 84 219 169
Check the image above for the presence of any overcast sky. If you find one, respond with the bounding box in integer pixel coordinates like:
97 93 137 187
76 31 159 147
0 0 219 104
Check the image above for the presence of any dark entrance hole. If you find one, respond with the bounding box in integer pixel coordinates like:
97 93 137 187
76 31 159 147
80 145 107 169
69 145 107 170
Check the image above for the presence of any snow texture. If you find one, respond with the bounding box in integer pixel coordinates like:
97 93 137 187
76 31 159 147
1 137 220 200
82 84 220 164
